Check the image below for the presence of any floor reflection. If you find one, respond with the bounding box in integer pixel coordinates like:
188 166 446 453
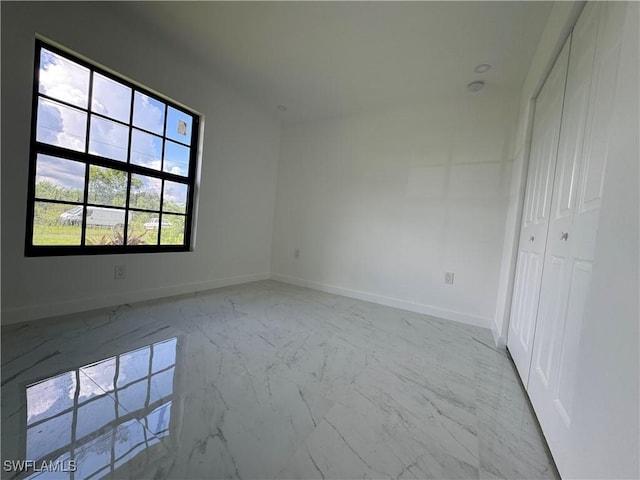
22 338 178 480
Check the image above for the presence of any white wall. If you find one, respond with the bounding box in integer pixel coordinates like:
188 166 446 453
1 2 281 324
271 92 518 328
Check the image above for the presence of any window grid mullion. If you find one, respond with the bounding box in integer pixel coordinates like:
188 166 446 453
69 369 80 480
35 142 190 184
157 105 169 244
146 345 154 409
38 91 179 137
37 93 87 115
122 84 137 247
111 355 120 477
32 198 84 209
80 69 95 247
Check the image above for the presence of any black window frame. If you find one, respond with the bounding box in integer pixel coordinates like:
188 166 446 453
25 39 200 256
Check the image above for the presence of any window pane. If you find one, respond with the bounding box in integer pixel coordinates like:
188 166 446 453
152 338 177 372
76 396 115 440
89 115 129 162
37 98 87 152
80 357 116 397
146 402 171 436
74 433 112 480
159 214 185 245
26 412 72 461
166 106 192 143
162 181 187 213
117 347 151 387
91 72 132 123
27 372 76 426
35 154 85 202
114 419 146 459
85 209 125 246
131 129 162 170
163 141 190 177
39 48 89 108
129 174 161 211
116 380 147 415
149 368 175 402
133 92 165 135
33 202 82 245
128 211 159 246
88 165 128 207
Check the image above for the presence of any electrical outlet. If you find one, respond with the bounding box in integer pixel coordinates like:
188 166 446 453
294 248 300 259
444 272 454 284
114 265 126 280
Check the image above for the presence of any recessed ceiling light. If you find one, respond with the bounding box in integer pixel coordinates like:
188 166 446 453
473 64 492 74
467 81 485 92
277 105 287 111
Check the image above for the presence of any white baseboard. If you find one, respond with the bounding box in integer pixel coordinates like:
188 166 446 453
1 273 271 326
3 271 495 331
492 322 507 349
270 273 492 330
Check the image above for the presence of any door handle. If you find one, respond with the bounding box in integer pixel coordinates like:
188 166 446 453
561 232 569 241
529 235 535 242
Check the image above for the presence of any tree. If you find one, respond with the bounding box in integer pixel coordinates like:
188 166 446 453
88 167 142 207
35 180 82 202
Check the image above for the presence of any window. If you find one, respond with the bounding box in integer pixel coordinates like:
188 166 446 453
26 40 199 255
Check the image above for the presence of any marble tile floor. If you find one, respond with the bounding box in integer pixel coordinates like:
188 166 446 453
1 280 559 480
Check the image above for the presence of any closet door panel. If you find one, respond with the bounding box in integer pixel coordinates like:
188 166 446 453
506 42 570 386
552 11 597 220
580 17 621 215
554 259 592 426
511 251 542 351
531 254 565 389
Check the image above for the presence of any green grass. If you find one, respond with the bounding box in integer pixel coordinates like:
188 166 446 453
33 220 185 246
33 202 186 246
33 224 81 246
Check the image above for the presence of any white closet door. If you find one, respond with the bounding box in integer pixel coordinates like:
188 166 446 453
527 2 625 475
506 41 569 386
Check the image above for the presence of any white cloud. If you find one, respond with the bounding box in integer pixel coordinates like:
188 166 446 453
164 181 187 205
37 98 86 152
91 73 131 123
39 49 89 108
89 116 128 161
133 93 165 135
36 154 85 190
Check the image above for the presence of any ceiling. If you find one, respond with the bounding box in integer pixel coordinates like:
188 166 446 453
123 1 553 123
